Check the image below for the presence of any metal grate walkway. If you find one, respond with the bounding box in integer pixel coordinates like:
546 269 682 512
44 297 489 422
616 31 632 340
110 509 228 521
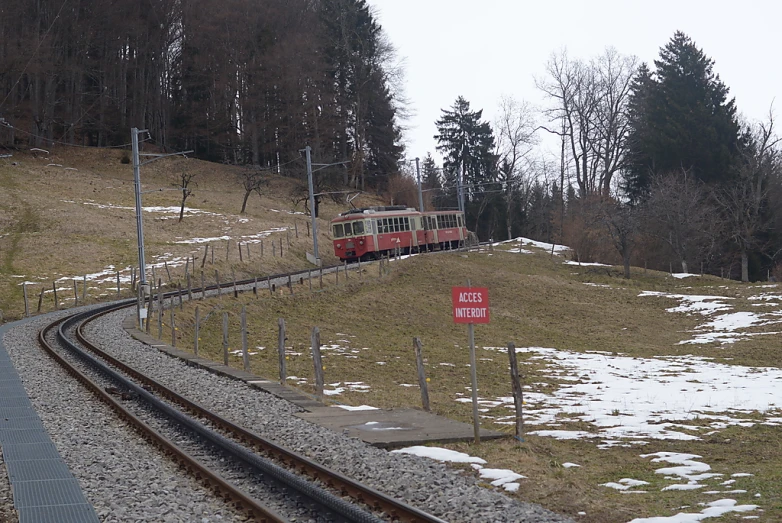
0 321 99 523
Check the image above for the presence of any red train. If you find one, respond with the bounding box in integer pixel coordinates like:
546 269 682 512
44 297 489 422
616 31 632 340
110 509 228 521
331 206 468 261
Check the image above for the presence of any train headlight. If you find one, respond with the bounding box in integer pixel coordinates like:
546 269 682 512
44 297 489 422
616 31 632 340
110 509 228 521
336 243 341 249
359 240 364 245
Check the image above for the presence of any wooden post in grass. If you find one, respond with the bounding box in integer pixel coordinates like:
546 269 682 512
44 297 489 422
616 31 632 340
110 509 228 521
232 269 238 298
246 243 251 261
226 240 230 261
222 312 229 366
151 266 157 291
185 257 189 278
358 259 362 279
73 280 78 306
272 242 276 257
319 268 323 289
157 288 163 339
335 265 339 286
379 258 382 277
279 237 283 257
82 275 87 302
23 284 29 317
37 288 44 313
145 292 152 334
253 277 258 296
344 260 348 280
215 270 221 297
164 261 171 281
131 267 136 291
53 281 58 310
278 318 286 384
308 270 312 292
241 306 249 371
288 274 293 295
211 244 214 265
307 222 310 237
239 243 243 262
413 337 430 411
200 271 205 300
311 326 324 401
267 275 272 295
294 222 298 238
261 240 264 257
201 244 208 268
194 306 200 356
186 272 193 301
287 230 290 247
170 306 176 347
507 342 524 439
117 271 121 298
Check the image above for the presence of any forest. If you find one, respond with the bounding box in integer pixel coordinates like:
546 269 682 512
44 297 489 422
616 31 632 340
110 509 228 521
1 1 780 281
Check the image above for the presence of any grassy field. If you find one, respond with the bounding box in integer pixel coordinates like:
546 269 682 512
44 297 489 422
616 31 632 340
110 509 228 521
2 148 780 522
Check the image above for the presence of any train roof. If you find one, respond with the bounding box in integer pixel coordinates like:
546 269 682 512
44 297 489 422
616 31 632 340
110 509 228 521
337 206 416 217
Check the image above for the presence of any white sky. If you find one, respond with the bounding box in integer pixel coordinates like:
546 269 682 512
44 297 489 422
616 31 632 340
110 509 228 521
367 0 782 162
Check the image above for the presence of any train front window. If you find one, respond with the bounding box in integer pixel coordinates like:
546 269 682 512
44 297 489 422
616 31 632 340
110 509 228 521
344 222 353 236
353 221 364 235
333 224 344 238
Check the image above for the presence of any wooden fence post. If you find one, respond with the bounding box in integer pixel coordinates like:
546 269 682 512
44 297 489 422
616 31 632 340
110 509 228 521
239 242 243 262
215 270 221 297
185 257 189 278
165 261 171 281
157 288 163 339
201 271 205 300
280 237 283 257
241 306 249 371
222 312 229 366
246 243 251 260
308 270 312 292
278 318 286 384
232 269 238 298
507 342 524 440
261 240 264 257
211 243 214 264
413 337 430 412
82 274 87 302
253 276 258 296
311 326 324 401
288 274 293 295
53 281 58 310
170 307 176 347
267 275 272 295
202 244 208 268
307 222 310 237
37 287 44 313
295 222 298 238
319 268 323 289
23 284 29 318
194 306 200 356
73 280 78 307
226 240 230 261
152 266 157 289
186 272 193 301
117 271 121 298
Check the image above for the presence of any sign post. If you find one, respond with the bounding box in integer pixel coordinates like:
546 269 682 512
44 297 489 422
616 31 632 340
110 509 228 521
452 283 489 444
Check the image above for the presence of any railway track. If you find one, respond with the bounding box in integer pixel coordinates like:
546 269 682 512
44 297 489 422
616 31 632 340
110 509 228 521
37 294 448 522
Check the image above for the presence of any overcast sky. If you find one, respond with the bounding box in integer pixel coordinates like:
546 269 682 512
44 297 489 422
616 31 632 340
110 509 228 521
367 0 782 163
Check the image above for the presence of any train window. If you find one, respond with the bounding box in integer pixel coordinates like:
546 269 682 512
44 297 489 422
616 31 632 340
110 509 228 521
333 224 344 238
380 218 388 233
353 221 364 234
344 222 353 236
404 217 410 231
457 215 463 227
365 220 373 233
377 219 383 233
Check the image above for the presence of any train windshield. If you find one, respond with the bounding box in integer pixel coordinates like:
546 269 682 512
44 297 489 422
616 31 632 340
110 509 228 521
353 221 364 234
333 224 344 238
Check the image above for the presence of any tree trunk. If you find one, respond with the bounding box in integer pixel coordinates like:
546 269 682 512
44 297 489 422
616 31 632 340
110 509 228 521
241 190 251 214
681 260 688 274
623 252 631 279
741 250 749 282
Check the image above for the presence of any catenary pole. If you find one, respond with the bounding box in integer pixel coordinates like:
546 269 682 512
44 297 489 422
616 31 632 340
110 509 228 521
305 145 319 263
416 157 424 212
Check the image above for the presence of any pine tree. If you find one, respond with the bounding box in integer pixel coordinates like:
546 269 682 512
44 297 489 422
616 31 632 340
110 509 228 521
623 31 741 197
434 96 497 208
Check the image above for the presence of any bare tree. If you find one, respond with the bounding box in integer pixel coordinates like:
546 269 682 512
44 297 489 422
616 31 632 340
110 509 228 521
537 48 636 197
715 109 781 281
176 168 197 222
238 166 270 214
495 95 537 240
594 195 639 278
642 170 722 273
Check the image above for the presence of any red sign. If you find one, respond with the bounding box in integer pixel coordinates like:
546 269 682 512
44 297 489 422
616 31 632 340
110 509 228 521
452 287 490 324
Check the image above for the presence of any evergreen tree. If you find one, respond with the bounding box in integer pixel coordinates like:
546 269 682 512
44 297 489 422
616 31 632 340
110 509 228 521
434 96 497 211
623 31 741 197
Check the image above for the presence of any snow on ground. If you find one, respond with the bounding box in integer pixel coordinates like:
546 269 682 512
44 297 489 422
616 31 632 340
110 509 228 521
640 290 782 344
491 237 570 254
473 345 782 445
392 446 525 492
672 273 701 279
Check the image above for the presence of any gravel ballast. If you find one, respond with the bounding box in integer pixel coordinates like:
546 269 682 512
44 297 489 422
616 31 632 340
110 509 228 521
1 304 573 522
3 312 248 523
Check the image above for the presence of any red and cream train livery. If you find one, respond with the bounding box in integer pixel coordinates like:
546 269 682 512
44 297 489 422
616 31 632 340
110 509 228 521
331 206 468 261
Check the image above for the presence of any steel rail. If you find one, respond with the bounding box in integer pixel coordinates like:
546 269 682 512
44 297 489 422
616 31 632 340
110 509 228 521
76 301 448 523
37 312 288 523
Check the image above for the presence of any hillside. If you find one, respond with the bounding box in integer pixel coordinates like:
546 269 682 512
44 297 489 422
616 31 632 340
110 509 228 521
2 147 781 522
0 147 380 320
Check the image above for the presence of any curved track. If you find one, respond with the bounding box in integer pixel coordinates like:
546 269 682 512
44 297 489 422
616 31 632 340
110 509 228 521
37 281 448 522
